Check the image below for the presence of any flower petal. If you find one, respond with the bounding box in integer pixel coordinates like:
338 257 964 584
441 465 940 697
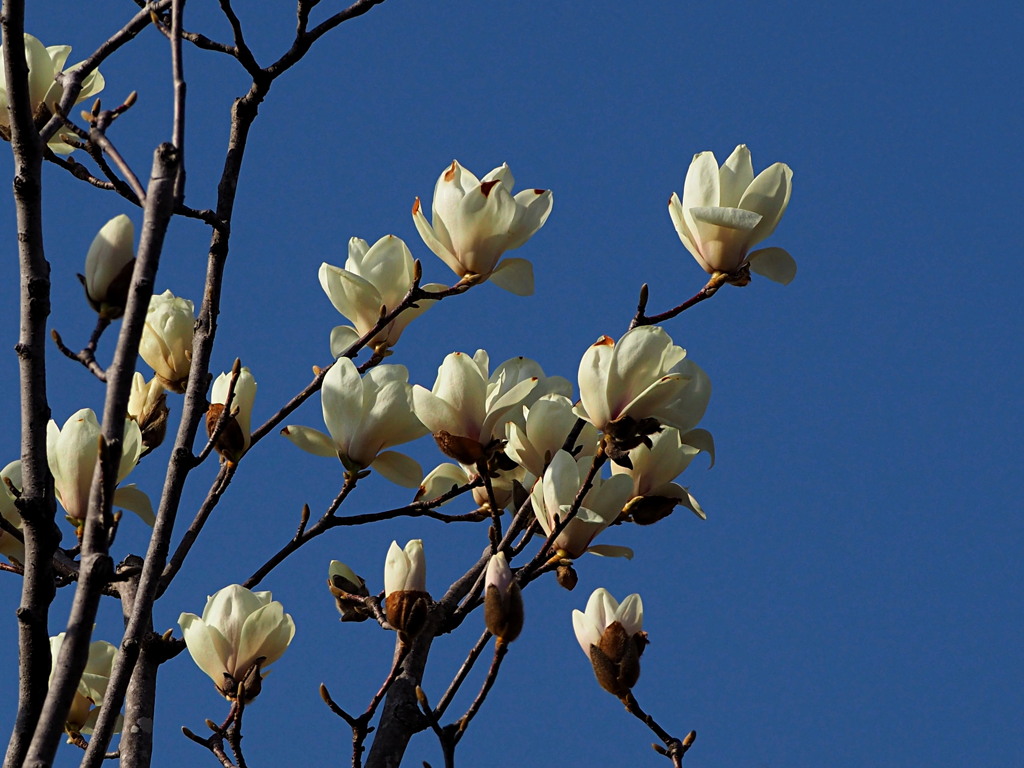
748 247 797 285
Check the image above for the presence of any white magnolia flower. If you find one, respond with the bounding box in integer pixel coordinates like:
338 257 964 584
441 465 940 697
127 372 168 453
282 357 426 487
576 326 710 434
571 588 646 697
46 409 153 527
416 460 525 512
320 235 444 357
0 33 105 154
668 144 796 284
0 460 25 564
178 584 295 702
139 290 194 393
572 587 644 658
208 366 257 462
412 160 553 295
612 427 714 522
529 450 633 559
48 632 119 735
82 215 134 319
505 394 600 476
384 539 426 596
412 350 566 465
384 539 429 637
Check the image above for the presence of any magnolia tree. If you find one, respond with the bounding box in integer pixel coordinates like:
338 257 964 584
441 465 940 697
0 3 796 767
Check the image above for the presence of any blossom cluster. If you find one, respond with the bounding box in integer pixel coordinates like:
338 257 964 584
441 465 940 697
2 42 797 715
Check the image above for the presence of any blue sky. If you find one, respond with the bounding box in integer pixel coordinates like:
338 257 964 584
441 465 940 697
1 0 1022 766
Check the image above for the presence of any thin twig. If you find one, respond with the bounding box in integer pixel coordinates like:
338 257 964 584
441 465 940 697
452 639 509 744
629 273 729 329
432 630 490 720
620 691 696 768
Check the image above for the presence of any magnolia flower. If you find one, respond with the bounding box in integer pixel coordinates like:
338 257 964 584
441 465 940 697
139 290 194 393
612 427 713 524
207 366 257 463
571 588 646 697
576 326 710 444
412 160 553 295
0 460 24 564
328 560 370 622
282 357 426 487
48 633 119 736
505 394 600 476
81 215 134 319
412 351 567 466
320 235 444 357
384 540 429 637
668 144 796 284
530 450 633 559
47 408 153 528
178 584 295 702
127 372 168 454
416 460 525 514
0 33 105 153
484 552 524 643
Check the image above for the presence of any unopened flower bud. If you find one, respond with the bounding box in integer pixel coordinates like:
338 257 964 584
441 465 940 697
81 215 135 319
384 540 430 638
328 560 370 622
483 552 523 642
140 290 194 393
127 373 168 455
206 366 257 464
572 588 646 698
556 563 578 591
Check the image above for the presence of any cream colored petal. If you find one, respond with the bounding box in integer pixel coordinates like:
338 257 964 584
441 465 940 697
577 335 615 428
682 150 720 210
179 613 230 687
572 608 601 656
321 358 365 453
329 325 360 359
236 602 293 674
615 593 644 635
739 162 793 248
415 462 470 502
679 428 716 468
372 451 423 488
384 541 408 596
488 257 534 296
112 484 154 526
506 188 553 250
281 425 337 458
719 144 754 207
748 247 797 285
319 262 381 332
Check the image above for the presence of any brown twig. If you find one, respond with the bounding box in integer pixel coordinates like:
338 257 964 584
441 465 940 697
452 638 509 745
629 273 729 329
620 691 696 767
50 316 112 381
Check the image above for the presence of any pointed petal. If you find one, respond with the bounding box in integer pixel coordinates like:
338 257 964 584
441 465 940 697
739 162 793 247
280 425 337 458
616 593 644 634
679 428 716 468
719 145 754 207
321 358 365 450
586 544 635 559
